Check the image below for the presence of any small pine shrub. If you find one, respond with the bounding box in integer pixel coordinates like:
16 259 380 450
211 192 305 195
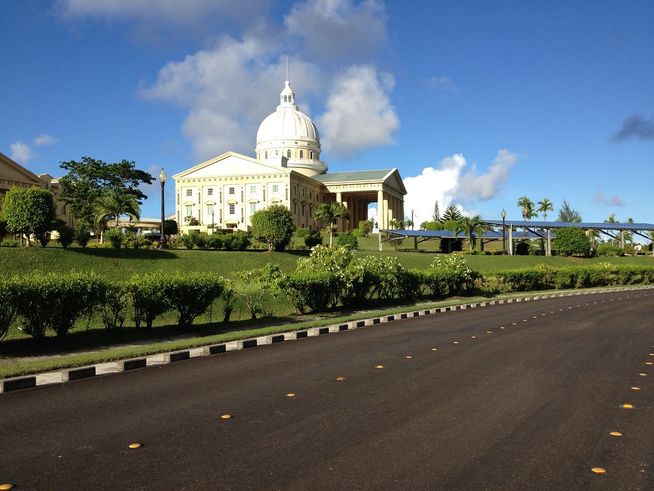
104 228 123 249
74 225 91 247
58 225 75 248
336 232 358 250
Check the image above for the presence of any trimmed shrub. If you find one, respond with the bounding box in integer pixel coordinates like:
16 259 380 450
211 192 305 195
279 270 337 314
336 232 358 250
74 224 91 247
13 272 105 338
304 230 323 248
0 239 19 248
250 205 295 251
515 241 530 256
192 232 210 249
58 225 75 248
555 227 591 257
0 278 18 340
234 264 282 319
223 231 250 251
104 228 123 249
220 279 237 323
101 283 129 330
179 233 196 249
596 243 624 257
129 273 172 329
423 255 477 297
166 273 224 328
206 233 224 250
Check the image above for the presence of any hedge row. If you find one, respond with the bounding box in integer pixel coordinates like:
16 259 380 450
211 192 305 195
0 272 224 340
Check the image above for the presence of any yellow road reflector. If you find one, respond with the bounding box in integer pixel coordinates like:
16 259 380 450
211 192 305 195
375 365 384 369
631 386 641 391
470 336 477 339
453 341 459 344
0 484 14 490
486 331 493 334
405 355 413 359
523 319 528 322
609 431 623 437
646 362 653 366
591 467 607 474
500 326 505 329
431 347 438 351
128 443 142 449
639 373 648 377
650 353 654 356
220 414 232 420
286 393 296 398
621 404 634 409
336 376 345 381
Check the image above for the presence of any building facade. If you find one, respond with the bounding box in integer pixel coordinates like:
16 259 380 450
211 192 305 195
174 81 405 233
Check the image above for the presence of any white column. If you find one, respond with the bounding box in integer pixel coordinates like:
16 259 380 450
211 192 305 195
377 190 385 230
509 226 514 255
546 228 551 256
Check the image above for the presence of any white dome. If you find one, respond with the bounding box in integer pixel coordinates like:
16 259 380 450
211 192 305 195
255 81 327 176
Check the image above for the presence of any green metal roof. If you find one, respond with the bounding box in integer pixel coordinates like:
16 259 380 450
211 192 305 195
313 169 392 183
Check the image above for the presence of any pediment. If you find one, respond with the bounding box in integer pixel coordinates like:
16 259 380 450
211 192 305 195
174 151 290 180
0 152 42 186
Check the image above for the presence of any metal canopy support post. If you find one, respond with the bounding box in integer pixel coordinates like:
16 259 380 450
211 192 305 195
508 226 514 255
546 228 551 256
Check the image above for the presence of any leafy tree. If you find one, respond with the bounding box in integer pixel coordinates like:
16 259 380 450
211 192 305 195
441 204 463 222
355 219 374 237
184 216 200 226
163 219 178 237
557 200 582 222
59 157 153 228
3 188 55 246
336 232 358 250
537 199 554 221
250 205 295 251
555 227 591 257
57 224 75 249
517 196 537 220
314 202 351 247
74 224 91 247
455 215 486 251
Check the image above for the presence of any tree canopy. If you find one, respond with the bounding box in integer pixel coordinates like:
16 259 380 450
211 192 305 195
555 227 591 257
3 187 55 246
59 157 154 228
250 205 296 251
314 202 351 247
557 200 582 222
441 204 463 222
517 196 537 220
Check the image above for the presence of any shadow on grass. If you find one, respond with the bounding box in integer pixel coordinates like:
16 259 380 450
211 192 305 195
67 248 177 260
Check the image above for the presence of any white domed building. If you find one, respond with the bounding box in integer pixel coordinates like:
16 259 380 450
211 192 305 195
173 80 406 233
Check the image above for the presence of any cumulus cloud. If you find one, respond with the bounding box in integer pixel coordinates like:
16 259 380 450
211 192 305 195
317 65 398 155
402 150 517 224
142 35 322 159
285 0 386 61
593 190 624 207
9 142 35 163
33 134 58 147
613 113 654 141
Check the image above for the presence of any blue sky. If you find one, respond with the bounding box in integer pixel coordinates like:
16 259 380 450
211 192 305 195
2 0 653 224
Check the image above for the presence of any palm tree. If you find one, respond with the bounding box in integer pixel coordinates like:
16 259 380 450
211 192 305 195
604 213 618 245
517 196 537 220
314 202 351 247
94 191 140 229
537 199 554 221
456 215 486 251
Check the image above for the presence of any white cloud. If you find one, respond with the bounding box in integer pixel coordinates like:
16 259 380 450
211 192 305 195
285 0 386 61
403 150 517 224
57 0 267 28
317 65 398 155
33 134 58 147
142 35 322 159
9 142 36 163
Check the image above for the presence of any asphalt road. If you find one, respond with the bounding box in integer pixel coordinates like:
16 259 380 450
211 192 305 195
2 290 654 490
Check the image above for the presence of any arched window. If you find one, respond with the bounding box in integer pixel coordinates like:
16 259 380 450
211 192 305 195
299 150 303 158
310 151 314 159
287 149 291 158
264 151 268 159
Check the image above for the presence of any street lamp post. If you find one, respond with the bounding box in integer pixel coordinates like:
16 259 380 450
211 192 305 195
501 208 507 255
159 168 167 247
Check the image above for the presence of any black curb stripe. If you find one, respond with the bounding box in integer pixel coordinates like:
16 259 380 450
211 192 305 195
356 321 365 328
271 335 285 343
123 358 147 371
243 339 257 349
338 324 349 331
209 344 226 354
296 331 308 339
387 315 395 321
170 351 190 362
3 376 36 392
372 318 381 325
319 327 329 335
68 366 96 381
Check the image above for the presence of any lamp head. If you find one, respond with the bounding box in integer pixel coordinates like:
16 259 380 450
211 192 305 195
159 168 167 184
501 209 506 219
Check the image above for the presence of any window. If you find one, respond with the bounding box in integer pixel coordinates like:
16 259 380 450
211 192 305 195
310 151 313 159
186 189 192 197
275 149 279 156
229 187 235 195
185 205 193 216
207 204 214 215
250 185 256 193
272 184 279 193
299 150 303 158
287 149 291 158
250 203 256 214
265 151 268 159
229 203 235 215
207 188 213 196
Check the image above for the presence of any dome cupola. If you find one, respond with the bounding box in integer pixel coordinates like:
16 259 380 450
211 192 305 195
255 80 327 176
